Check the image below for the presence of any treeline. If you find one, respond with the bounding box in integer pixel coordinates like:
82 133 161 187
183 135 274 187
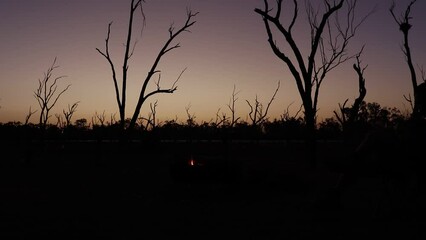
0 101 410 142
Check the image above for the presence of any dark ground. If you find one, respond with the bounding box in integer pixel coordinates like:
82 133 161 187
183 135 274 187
1 140 425 239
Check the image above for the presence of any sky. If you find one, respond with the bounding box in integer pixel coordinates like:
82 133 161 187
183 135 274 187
1 0 426 125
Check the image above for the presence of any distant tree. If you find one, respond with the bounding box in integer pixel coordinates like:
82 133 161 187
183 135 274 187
24 106 37 125
96 0 198 131
137 100 158 130
390 0 426 119
355 101 406 128
184 104 196 127
94 111 107 127
280 101 303 122
63 101 79 127
245 81 280 127
212 108 229 127
109 113 117 126
255 0 370 168
34 57 71 130
227 84 241 127
75 118 88 129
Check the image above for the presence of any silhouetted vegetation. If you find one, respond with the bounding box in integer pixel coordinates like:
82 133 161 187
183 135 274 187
2 0 426 238
390 0 426 120
0 101 415 143
96 0 198 131
33 57 72 130
255 0 373 168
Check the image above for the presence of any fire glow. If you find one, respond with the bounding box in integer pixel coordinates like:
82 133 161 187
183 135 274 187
189 158 195 166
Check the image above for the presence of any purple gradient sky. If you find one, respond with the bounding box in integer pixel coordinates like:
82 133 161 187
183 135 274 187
1 0 426 125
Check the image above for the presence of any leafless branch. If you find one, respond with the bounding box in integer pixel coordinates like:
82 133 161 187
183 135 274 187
34 57 70 128
246 81 280 126
227 84 241 127
96 111 106 126
390 0 419 118
185 103 196 126
24 106 37 125
63 101 80 127
130 10 198 128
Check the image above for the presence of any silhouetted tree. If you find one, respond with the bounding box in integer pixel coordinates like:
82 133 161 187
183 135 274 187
24 106 37 125
93 111 107 127
109 113 117 126
246 81 280 127
227 84 241 127
334 48 367 130
213 108 228 127
255 0 370 168
63 101 79 127
96 0 198 131
137 100 158 130
280 101 303 121
34 57 71 130
390 0 426 119
185 104 196 127
75 118 88 129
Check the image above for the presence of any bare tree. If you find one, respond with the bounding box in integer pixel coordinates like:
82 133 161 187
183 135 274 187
255 0 370 167
34 57 71 129
63 101 80 127
213 108 229 127
138 100 158 130
91 116 98 127
281 102 303 121
75 118 88 129
185 103 196 127
24 106 37 125
93 111 107 127
334 48 367 128
390 0 426 119
96 0 198 131
109 113 117 126
246 81 280 126
227 84 241 127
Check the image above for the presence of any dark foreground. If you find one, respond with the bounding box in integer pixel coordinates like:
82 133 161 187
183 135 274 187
1 140 425 239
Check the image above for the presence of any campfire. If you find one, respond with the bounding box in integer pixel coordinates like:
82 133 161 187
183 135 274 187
188 156 205 167
171 152 231 183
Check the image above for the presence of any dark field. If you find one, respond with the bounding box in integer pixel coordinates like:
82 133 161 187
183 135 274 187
1 140 425 239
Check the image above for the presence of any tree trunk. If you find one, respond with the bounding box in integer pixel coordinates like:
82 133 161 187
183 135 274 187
305 108 317 169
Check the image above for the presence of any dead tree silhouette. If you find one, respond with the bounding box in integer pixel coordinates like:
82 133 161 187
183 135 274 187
328 52 419 217
389 1 426 216
390 0 426 120
63 102 80 128
255 0 372 168
24 106 37 125
96 0 198 131
246 81 280 127
334 48 368 151
227 84 241 128
34 57 71 130
334 49 367 131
